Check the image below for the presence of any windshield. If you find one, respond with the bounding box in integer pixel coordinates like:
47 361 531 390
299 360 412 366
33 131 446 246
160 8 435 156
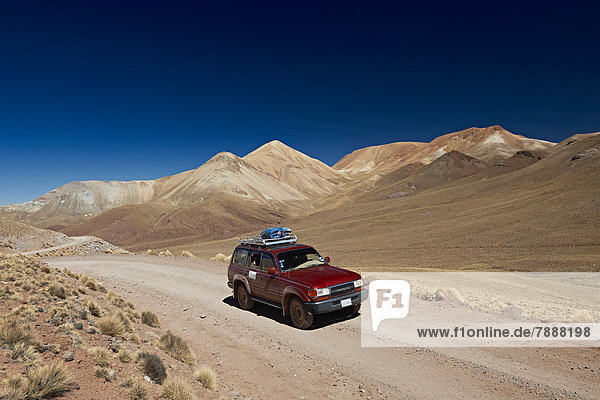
277 247 325 271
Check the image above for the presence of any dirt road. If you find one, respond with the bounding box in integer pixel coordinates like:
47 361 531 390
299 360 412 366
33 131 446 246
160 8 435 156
46 255 599 400
22 236 95 255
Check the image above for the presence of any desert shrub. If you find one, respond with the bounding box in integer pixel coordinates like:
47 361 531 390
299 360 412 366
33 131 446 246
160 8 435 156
210 253 230 262
48 283 67 299
157 332 196 365
0 319 35 348
119 348 132 363
6 361 74 399
146 249 154 255
97 315 126 337
141 311 160 328
125 301 135 310
193 366 216 390
84 279 98 291
128 377 148 400
116 310 132 331
94 367 112 381
162 377 197 400
129 333 141 344
40 265 51 274
108 290 125 307
88 346 111 367
180 250 197 259
137 352 167 384
86 299 102 317
158 250 173 257
11 342 38 363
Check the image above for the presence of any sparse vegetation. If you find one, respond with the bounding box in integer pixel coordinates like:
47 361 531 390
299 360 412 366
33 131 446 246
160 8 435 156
94 366 113 381
86 298 102 317
180 250 197 259
88 346 111 367
141 311 160 327
162 377 197 400
0 318 35 348
137 352 167 384
127 377 148 400
193 366 216 390
159 250 173 257
146 249 154 255
157 331 196 365
2 361 74 399
119 347 133 363
47 283 67 299
97 315 127 337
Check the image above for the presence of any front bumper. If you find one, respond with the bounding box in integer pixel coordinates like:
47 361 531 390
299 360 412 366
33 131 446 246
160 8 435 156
305 288 368 315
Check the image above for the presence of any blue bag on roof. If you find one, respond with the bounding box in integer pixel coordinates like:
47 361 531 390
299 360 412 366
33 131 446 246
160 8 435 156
260 227 293 239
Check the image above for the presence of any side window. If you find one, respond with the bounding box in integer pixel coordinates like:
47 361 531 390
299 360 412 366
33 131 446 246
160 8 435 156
261 254 276 271
249 252 262 270
232 249 248 266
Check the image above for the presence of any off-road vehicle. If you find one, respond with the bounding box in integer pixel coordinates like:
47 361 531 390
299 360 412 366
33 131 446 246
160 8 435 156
227 231 365 329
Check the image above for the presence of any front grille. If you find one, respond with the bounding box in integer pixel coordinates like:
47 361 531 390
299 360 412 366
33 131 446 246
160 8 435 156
330 282 355 296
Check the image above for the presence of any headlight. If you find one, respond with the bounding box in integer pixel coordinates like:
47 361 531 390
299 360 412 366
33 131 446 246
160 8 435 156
353 279 363 288
308 288 330 297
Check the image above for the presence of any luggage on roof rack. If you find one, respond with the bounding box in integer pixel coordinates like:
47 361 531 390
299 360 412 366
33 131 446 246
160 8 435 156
239 227 296 246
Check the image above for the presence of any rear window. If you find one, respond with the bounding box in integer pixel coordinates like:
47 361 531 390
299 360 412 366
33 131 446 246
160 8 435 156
232 249 249 266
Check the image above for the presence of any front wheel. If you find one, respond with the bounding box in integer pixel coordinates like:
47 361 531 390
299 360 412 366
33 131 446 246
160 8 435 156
236 284 254 310
289 297 314 329
347 303 361 315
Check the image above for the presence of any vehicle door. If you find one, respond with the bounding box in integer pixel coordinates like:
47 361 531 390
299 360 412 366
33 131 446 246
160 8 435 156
246 250 264 297
258 253 281 302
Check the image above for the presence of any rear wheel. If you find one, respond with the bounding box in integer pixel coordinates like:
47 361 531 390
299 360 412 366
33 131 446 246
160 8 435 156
236 284 254 310
289 297 314 329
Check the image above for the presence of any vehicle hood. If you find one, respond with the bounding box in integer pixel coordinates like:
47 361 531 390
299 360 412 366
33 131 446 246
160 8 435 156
283 265 360 288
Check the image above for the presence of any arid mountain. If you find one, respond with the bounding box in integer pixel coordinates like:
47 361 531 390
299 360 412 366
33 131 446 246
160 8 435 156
182 133 600 271
382 151 488 199
333 126 554 178
2 125 591 254
333 142 427 175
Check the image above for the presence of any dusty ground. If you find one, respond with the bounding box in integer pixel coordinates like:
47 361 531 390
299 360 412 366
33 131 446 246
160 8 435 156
47 254 600 400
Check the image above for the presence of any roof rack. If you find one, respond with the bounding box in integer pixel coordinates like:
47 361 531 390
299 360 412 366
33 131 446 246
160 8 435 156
238 235 297 247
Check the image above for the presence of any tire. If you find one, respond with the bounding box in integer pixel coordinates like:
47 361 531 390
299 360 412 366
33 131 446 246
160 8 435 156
289 297 314 329
236 283 254 310
347 303 361 315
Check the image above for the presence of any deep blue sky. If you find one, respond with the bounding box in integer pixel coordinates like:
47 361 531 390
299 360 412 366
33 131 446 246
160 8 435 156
1 0 599 205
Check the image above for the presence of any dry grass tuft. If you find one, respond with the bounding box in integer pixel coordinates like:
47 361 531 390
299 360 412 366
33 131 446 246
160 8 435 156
86 298 102 317
0 318 35 348
88 346 111 367
158 250 173 257
96 315 126 337
146 249 154 255
127 377 148 400
137 352 167 384
94 366 112 381
116 310 133 331
210 253 231 262
157 332 196 365
193 366 216 390
141 311 160 328
48 283 67 299
118 347 132 363
180 250 197 259
3 361 74 399
40 265 51 274
162 377 198 400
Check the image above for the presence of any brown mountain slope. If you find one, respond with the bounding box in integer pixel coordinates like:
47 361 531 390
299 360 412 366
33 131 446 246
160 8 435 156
333 142 427 175
380 150 488 199
177 133 600 272
243 140 347 197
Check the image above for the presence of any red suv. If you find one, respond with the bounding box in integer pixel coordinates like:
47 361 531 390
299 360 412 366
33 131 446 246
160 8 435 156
227 235 365 329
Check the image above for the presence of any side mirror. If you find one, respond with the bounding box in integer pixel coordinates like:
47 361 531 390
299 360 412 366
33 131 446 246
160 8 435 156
324 256 330 264
267 267 278 275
